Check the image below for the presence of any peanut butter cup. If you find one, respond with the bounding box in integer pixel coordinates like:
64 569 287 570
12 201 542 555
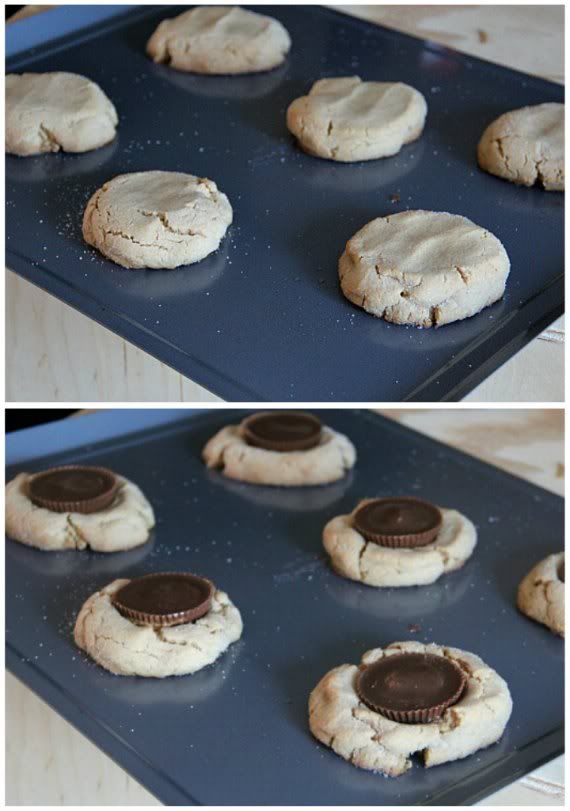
356 653 466 723
28 465 119 514
353 497 442 548
242 411 322 451
112 573 214 627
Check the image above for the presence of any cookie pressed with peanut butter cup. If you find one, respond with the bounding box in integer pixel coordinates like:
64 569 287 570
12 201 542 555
517 553 564 637
112 572 214 627
357 652 466 723
353 497 442 548
203 412 356 486
309 641 511 776
242 411 322 451
27 465 119 514
324 498 477 587
6 467 154 553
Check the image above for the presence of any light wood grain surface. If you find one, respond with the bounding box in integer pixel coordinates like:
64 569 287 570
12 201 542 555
6 408 564 805
5 4 564 403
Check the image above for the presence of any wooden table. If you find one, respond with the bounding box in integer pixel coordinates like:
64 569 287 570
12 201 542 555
6 408 564 805
5 5 564 402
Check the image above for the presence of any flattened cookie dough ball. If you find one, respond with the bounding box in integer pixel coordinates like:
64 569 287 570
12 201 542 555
339 210 510 327
323 497 477 586
202 411 356 486
82 171 233 269
6 72 118 156
477 103 564 191
286 76 427 162
517 552 564 637
5 466 155 552
309 641 512 777
74 573 243 677
147 6 291 74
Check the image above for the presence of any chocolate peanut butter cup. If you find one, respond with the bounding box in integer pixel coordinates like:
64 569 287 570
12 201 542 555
112 573 214 627
27 465 119 514
242 411 322 451
356 652 466 723
353 497 442 548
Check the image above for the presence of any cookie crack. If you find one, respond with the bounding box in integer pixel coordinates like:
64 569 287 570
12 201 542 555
535 158 548 189
494 137 511 176
76 601 97 647
537 579 559 625
133 505 153 527
439 707 462 732
441 648 472 676
102 228 170 251
358 542 369 580
454 266 469 284
437 544 450 567
139 209 206 238
38 123 61 152
154 38 176 64
93 632 162 660
351 706 381 742
66 516 90 550
154 627 203 651
493 136 549 188
351 705 414 772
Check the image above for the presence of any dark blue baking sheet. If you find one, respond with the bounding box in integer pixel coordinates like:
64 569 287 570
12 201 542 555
5 5 564 402
5 409 564 805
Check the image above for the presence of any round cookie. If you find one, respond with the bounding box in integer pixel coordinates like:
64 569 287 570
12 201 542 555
6 72 117 157
202 413 356 486
74 578 242 676
6 470 155 552
323 499 476 586
309 641 513 777
286 76 427 162
477 103 564 191
82 171 233 269
339 210 510 327
147 6 291 74
517 552 564 637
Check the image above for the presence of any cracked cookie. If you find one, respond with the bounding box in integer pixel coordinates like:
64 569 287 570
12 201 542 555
309 641 512 777
82 171 233 269
74 575 243 676
286 76 427 162
147 6 291 74
339 210 510 327
517 552 564 637
5 467 155 552
6 72 117 156
323 497 476 586
477 103 564 191
202 411 356 486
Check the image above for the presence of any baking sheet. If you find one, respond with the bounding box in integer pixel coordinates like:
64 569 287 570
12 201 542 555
5 5 564 401
5 409 564 804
